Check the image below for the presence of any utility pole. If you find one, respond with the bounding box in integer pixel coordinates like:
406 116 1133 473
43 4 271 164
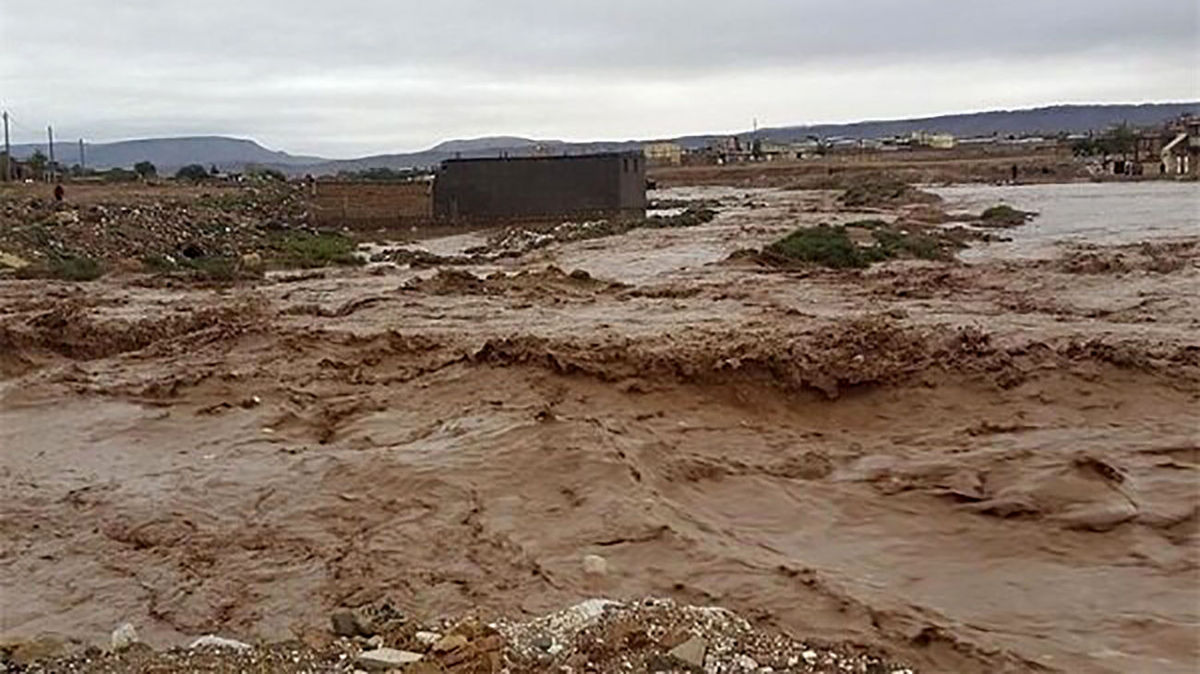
2 110 9 182
47 125 55 182
79 139 85 170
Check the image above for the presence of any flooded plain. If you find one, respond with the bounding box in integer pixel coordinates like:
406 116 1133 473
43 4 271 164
1 183 1198 673
933 181 1199 260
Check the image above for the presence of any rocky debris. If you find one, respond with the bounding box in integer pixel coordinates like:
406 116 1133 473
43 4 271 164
372 207 718 268
667 636 708 667
329 601 406 639
5 641 348 673
2 598 916 673
431 634 469 654
401 265 623 299
497 598 618 663
188 635 252 652
486 208 718 257
110 624 139 652
0 636 64 666
495 598 908 673
0 184 311 267
355 647 423 671
414 631 442 648
331 608 376 637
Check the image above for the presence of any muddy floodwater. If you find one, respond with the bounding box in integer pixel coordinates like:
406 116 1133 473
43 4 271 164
933 181 1199 260
1 183 1198 673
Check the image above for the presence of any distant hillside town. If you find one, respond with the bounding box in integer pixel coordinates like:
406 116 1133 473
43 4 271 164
640 113 1199 178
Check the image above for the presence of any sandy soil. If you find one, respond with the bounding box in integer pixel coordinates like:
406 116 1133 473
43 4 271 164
1 184 1197 673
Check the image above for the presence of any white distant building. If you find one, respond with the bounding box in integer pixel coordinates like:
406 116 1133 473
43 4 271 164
911 131 956 149
643 141 683 167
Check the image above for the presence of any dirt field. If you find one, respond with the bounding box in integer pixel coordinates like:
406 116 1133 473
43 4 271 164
1 177 1197 673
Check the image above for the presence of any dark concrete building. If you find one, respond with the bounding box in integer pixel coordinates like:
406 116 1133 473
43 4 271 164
433 152 646 222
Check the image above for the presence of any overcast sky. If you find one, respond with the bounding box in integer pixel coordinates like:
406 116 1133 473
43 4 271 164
1 0 1196 157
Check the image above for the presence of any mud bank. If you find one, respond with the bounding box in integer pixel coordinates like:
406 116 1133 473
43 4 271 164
1 184 1197 674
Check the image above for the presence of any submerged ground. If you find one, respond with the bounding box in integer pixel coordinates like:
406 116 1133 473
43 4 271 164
1 180 1197 673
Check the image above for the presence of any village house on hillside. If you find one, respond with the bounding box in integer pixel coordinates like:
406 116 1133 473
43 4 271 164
1160 115 1198 176
1116 115 1199 176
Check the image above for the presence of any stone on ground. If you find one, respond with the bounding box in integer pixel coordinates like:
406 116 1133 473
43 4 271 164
110 623 139 652
355 647 423 671
668 636 707 667
189 635 252 651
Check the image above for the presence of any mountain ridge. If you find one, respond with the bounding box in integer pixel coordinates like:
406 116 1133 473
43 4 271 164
6 102 1195 175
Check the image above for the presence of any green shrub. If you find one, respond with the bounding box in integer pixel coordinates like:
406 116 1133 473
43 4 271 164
979 205 1032 227
838 176 938 208
272 231 363 268
871 228 950 261
141 254 260 281
762 222 956 269
16 256 105 281
175 164 210 182
766 225 874 269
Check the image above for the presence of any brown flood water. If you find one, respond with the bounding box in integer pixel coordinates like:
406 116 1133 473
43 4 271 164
1 184 1197 673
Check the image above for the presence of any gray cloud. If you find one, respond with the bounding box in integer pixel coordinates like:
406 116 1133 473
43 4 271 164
1 0 1196 156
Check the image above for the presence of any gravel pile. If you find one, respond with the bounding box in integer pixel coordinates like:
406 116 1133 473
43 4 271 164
2 598 915 673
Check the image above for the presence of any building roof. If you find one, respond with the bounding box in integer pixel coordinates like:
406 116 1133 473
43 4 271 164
441 151 641 166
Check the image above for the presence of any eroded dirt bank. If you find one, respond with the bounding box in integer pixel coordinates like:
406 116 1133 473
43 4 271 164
1 185 1198 673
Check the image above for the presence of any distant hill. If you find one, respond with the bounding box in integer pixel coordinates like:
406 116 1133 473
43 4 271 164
6 136 323 172
429 136 543 153
6 102 1195 175
680 102 1200 148
310 102 1198 174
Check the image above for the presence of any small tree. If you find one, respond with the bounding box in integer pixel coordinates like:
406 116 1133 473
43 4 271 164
28 150 48 179
1100 123 1136 156
134 161 157 179
104 168 139 183
175 164 209 181
246 165 286 182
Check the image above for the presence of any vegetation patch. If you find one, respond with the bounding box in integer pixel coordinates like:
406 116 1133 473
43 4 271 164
746 221 961 270
764 225 879 269
840 175 940 208
870 227 949 261
141 254 261 282
15 255 105 282
978 204 1035 228
643 207 718 229
269 231 364 268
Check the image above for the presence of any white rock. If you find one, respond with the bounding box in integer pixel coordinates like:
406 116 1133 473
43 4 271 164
189 635 251 651
356 648 423 671
582 554 609 576
414 631 441 646
111 623 139 651
802 650 818 664
735 654 758 671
